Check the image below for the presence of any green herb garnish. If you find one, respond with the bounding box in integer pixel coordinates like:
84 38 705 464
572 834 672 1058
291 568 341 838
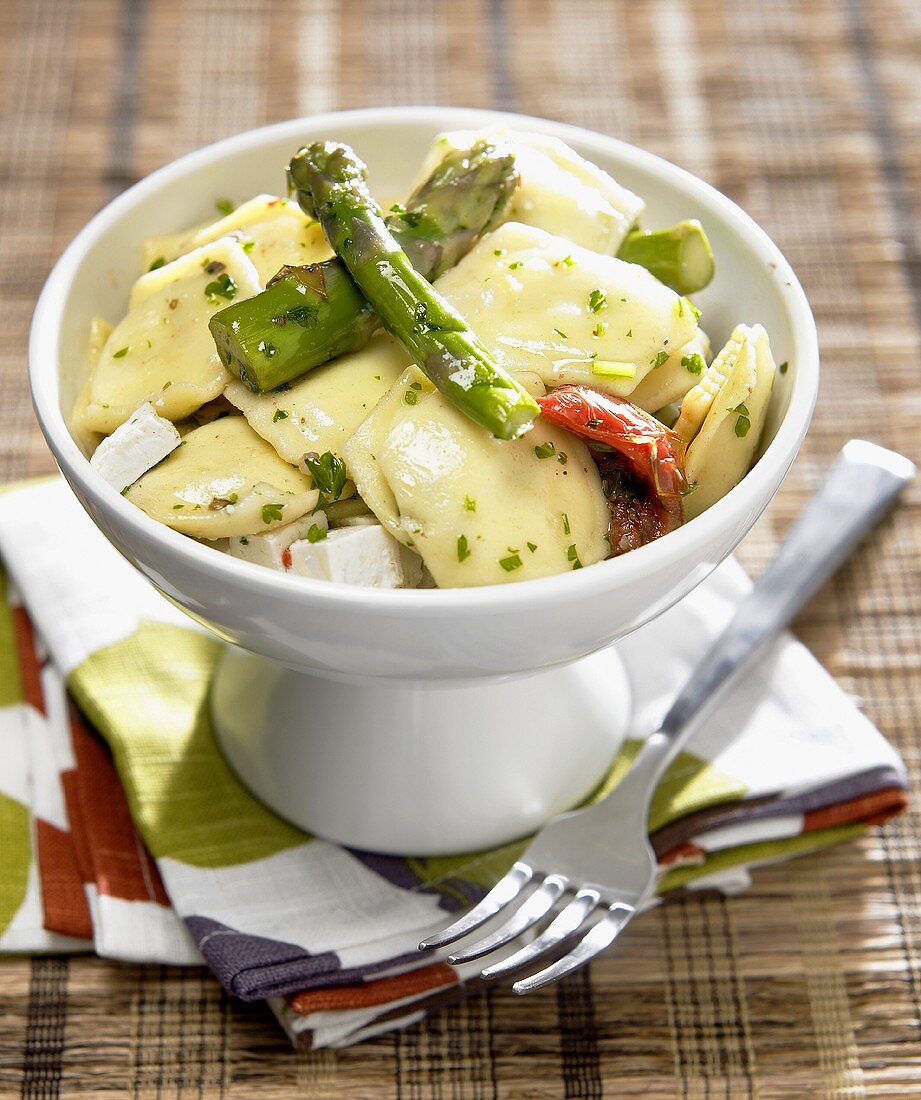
205 272 238 302
215 197 235 216
651 349 669 368
588 289 607 313
403 390 418 406
307 523 327 543
499 553 522 572
561 512 571 535
457 535 471 562
148 256 166 271
534 441 556 459
262 503 284 524
304 451 348 507
113 346 129 358
779 360 789 375
273 409 288 422
681 352 706 375
463 496 476 512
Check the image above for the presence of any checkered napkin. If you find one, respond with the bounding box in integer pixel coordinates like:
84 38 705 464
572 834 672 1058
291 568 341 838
0 479 907 1048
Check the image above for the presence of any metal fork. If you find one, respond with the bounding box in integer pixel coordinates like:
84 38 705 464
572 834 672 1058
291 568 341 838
419 440 915 994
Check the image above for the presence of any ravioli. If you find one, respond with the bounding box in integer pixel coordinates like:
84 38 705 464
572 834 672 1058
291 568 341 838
225 333 411 467
71 316 113 451
343 368 610 587
418 129 644 254
140 195 331 286
435 222 699 399
678 324 776 519
81 238 261 434
125 416 319 538
630 328 711 413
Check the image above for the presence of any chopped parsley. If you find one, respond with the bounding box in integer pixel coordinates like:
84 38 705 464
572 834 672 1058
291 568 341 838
676 298 684 318
625 328 633 338
534 441 556 459
561 512 571 535
493 247 507 257
261 503 284 524
205 272 238 302
304 451 348 506
554 254 575 268
463 496 477 512
410 381 423 390
457 534 471 562
215 197 235 216
681 352 706 375
588 289 607 313
779 360 789 375
306 523 327 543
508 260 523 270
731 402 751 437
592 321 608 338
273 409 288 422
527 541 538 553
651 349 670 368
241 240 256 253
552 327 569 339
258 340 277 358
148 256 166 271
113 346 130 358
403 390 418 406
499 552 522 572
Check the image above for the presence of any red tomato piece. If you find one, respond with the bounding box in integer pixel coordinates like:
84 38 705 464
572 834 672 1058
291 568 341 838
536 385 687 555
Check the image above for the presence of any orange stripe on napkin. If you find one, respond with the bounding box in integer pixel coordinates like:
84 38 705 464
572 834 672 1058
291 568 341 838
11 606 45 714
804 788 908 832
285 962 457 1016
12 604 91 938
35 818 93 940
68 704 171 906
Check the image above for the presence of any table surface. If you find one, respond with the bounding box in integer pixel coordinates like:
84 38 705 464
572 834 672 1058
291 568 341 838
1 0 919 1095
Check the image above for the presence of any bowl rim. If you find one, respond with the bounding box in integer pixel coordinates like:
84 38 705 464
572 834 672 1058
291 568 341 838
30 105 819 614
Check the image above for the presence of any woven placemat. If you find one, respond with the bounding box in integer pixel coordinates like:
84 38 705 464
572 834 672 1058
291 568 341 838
1 0 919 1095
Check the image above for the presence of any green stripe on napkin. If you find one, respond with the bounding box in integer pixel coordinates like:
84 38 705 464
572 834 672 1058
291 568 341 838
69 621 306 867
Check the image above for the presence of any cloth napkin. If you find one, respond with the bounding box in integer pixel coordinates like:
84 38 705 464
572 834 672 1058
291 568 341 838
0 479 907 1049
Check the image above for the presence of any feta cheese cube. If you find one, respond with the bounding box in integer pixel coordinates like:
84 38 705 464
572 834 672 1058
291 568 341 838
227 511 327 571
288 525 423 588
90 402 181 492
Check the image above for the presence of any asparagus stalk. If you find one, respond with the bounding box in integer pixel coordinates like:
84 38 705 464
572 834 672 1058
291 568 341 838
290 141 539 441
617 219 715 295
210 141 517 392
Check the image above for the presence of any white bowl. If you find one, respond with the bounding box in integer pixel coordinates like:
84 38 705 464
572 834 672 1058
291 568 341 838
30 107 818 854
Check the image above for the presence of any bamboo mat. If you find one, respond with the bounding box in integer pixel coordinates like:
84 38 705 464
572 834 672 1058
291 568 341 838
1 0 920 1095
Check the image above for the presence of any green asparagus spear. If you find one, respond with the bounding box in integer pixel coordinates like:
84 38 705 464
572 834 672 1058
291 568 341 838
209 141 517 392
290 141 539 441
617 219 715 295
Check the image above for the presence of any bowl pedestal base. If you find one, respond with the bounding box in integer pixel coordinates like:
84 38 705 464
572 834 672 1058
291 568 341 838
211 644 631 856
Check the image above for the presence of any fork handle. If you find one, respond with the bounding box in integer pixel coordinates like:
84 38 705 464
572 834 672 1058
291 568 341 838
614 440 915 802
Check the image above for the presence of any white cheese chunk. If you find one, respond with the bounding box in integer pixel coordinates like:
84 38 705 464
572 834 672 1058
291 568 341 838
90 402 181 492
227 511 328 571
287 525 423 588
